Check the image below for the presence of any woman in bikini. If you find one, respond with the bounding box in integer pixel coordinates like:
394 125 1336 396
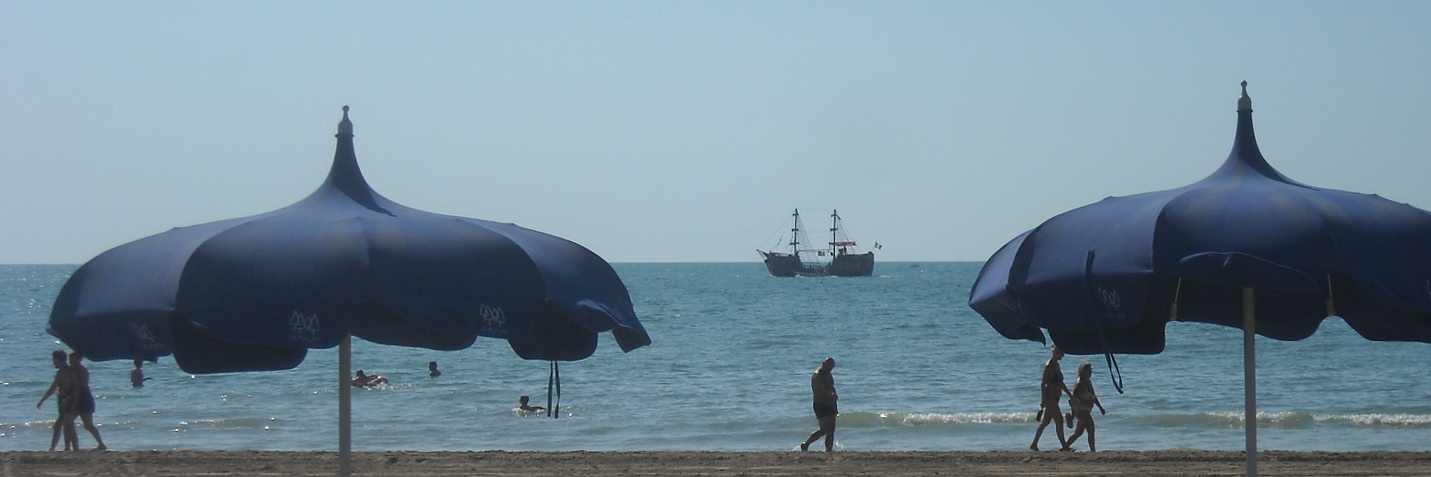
37 350 77 451
1062 361 1106 451
1030 344 1070 451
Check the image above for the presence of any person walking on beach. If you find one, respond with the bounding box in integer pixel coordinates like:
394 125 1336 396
37 350 77 451
68 352 107 450
130 359 152 388
800 357 839 452
1030 344 1069 451
1063 361 1106 452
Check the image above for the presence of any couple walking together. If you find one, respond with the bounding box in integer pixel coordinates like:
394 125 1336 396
37 350 107 451
797 351 1103 453
1031 344 1106 452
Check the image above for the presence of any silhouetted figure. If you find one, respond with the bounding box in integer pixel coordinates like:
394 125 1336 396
67 352 107 450
1063 362 1107 452
37 350 76 451
800 357 838 452
130 359 153 388
1030 344 1069 451
518 395 546 414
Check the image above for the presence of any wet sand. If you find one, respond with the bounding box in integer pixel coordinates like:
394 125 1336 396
5 450 1431 476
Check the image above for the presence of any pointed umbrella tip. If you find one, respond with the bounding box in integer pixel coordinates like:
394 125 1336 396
337 106 353 136
1238 81 1252 112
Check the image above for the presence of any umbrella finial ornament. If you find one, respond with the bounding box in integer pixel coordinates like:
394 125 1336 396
1238 81 1251 112
338 105 353 137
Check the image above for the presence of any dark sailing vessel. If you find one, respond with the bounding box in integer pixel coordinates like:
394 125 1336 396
758 209 875 277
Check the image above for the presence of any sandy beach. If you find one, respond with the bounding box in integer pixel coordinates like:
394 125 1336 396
4 450 1431 476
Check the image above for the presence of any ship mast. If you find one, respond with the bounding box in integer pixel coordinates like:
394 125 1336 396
789 209 801 255
829 210 839 257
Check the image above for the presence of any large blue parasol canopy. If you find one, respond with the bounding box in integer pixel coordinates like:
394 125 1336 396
48 107 650 374
970 83 1431 355
968 83 1431 476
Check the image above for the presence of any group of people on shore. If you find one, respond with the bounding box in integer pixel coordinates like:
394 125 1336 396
36 350 107 451
40 349 1104 452
795 347 1105 454
1031 344 1106 452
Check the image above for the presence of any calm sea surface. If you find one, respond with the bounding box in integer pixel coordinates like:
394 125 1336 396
2 262 1428 452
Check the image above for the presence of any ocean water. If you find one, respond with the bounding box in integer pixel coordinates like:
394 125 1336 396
2 262 1429 452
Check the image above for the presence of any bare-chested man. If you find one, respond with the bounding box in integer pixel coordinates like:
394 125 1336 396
130 359 152 388
68 352 107 450
800 357 838 452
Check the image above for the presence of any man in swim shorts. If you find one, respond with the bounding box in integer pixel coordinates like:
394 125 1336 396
800 357 838 452
67 352 106 450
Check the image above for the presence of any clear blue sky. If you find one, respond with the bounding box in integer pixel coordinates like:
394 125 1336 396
4 2 1429 264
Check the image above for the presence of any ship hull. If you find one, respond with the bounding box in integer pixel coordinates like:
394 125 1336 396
826 252 875 277
760 251 874 277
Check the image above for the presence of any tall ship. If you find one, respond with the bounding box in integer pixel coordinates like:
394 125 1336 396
758 209 875 277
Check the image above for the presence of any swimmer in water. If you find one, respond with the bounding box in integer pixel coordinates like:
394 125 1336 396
352 370 373 387
130 359 153 388
518 395 546 414
352 370 387 387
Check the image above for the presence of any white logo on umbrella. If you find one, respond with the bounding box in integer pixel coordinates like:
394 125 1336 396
480 304 506 329
1098 287 1122 311
129 323 164 350
1096 286 1129 323
290 311 320 338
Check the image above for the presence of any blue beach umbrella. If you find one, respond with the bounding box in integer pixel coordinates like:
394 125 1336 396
969 83 1431 476
47 107 650 475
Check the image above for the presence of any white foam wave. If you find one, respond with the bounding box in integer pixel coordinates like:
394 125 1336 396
839 411 1036 427
1321 413 1431 428
1142 411 1431 429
